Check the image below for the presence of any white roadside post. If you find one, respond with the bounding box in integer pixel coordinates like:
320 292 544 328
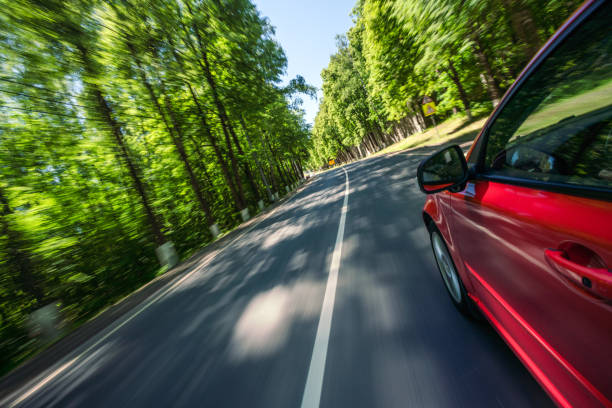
257 200 265 211
240 208 250 222
209 223 220 239
27 303 62 344
155 241 179 269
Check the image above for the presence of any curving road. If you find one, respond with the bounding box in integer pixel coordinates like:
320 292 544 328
3 146 553 407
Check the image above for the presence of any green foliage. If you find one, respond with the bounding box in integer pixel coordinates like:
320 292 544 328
309 0 582 169
0 0 312 374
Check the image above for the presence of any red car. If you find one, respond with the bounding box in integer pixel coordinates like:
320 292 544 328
416 1 612 407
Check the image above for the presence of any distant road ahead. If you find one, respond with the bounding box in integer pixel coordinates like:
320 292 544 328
4 146 553 408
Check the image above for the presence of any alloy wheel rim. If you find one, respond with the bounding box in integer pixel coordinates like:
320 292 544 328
432 233 462 303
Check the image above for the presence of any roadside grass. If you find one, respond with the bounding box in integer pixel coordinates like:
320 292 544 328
372 79 611 158
375 115 488 156
314 114 489 176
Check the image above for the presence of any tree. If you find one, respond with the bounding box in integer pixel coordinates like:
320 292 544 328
308 0 581 168
0 0 313 374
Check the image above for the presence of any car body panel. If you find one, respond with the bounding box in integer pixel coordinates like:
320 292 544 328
449 180 612 407
421 1 612 406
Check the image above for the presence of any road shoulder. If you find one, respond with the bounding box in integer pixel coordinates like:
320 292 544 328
0 179 311 403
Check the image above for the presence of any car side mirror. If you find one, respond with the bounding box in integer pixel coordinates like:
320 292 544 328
417 145 468 194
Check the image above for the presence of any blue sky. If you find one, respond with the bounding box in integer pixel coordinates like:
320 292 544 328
253 0 357 125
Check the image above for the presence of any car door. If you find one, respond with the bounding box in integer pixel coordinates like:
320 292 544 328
449 3 612 407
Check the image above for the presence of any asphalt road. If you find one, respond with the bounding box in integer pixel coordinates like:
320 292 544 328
3 147 554 408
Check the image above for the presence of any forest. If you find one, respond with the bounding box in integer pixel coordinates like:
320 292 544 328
308 0 583 167
0 0 313 373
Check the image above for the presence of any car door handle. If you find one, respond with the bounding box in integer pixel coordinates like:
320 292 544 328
545 249 612 300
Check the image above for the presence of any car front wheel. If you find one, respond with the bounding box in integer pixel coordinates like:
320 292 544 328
428 224 480 318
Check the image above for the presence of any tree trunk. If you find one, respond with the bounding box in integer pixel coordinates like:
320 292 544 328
282 161 295 184
127 41 215 226
166 34 244 211
370 133 380 151
377 127 391 146
275 162 289 186
228 118 261 202
500 0 541 59
471 35 502 106
239 117 273 201
366 133 377 151
278 157 294 185
257 131 280 194
187 15 247 209
186 139 216 203
0 187 43 302
289 160 300 181
413 100 427 130
164 97 215 225
447 59 472 120
77 44 165 246
268 163 280 193
263 132 290 187
294 158 305 179
278 160 292 185
219 118 246 208
186 85 244 211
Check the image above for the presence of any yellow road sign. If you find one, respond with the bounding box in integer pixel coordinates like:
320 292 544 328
422 101 436 117
328 159 335 166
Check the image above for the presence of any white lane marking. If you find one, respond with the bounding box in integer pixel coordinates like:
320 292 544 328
4 183 310 408
301 168 349 408
7 357 78 407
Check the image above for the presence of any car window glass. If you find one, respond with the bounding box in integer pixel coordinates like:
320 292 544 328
483 3 612 190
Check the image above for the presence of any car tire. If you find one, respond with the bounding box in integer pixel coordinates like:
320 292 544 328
428 223 481 319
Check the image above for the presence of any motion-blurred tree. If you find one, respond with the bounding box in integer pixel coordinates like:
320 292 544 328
0 0 312 373
308 0 581 168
